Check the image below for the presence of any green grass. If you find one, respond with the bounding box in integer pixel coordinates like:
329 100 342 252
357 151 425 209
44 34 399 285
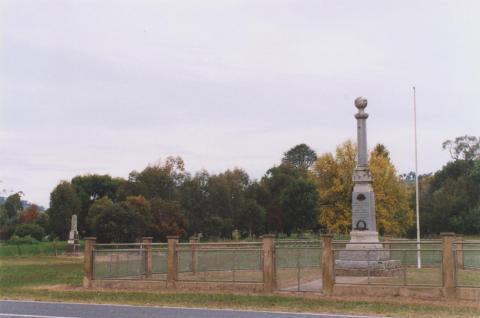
0 241 83 257
1 256 480 318
0 257 83 288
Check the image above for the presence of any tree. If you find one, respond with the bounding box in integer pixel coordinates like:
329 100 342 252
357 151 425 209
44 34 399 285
372 143 390 158
312 141 414 236
48 181 81 239
259 164 319 235
137 156 186 200
369 146 414 236
148 198 187 241
179 168 265 239
442 135 480 161
281 177 318 235
203 169 250 238
71 174 122 235
282 144 318 170
116 175 147 201
179 171 210 236
0 205 16 240
0 192 24 240
313 140 356 234
94 201 148 243
235 199 266 237
86 196 114 234
4 192 23 219
35 212 50 234
420 158 480 235
19 204 40 224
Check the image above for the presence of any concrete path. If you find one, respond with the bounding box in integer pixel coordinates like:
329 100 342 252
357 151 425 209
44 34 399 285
0 300 389 318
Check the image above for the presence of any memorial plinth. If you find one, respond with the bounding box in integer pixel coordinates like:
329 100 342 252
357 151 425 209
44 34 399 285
335 97 402 277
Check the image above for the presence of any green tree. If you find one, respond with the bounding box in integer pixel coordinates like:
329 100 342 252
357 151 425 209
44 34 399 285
179 171 210 236
48 181 81 239
0 205 16 240
86 196 114 234
133 156 186 200
71 174 122 235
94 201 148 243
282 144 318 170
235 198 266 237
0 193 24 240
204 169 250 238
420 159 480 235
259 164 319 235
4 192 23 219
442 135 480 161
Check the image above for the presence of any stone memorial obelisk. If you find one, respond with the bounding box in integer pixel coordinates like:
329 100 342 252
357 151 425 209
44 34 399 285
350 96 381 246
67 214 79 254
336 97 401 276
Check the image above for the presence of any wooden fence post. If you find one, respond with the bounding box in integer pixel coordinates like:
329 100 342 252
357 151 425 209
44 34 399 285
167 236 179 287
142 237 153 279
262 234 276 292
441 232 456 299
321 234 334 296
189 236 199 275
83 237 96 288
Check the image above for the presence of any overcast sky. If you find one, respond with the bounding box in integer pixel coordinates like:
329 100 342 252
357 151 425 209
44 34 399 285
1 0 479 207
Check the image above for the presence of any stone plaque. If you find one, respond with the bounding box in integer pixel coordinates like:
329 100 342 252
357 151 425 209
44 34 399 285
352 191 376 231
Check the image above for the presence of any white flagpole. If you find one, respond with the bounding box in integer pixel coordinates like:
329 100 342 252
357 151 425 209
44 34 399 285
413 86 422 269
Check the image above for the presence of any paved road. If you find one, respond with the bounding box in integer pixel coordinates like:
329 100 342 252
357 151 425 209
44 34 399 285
0 300 388 318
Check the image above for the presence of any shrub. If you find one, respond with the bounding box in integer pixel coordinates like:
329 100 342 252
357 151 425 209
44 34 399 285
14 223 45 241
0 224 16 241
8 234 39 244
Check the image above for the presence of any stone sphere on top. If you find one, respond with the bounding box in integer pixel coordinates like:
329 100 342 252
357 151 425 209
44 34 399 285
354 96 368 110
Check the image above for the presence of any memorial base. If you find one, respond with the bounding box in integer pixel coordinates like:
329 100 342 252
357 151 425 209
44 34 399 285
335 231 402 277
67 239 80 254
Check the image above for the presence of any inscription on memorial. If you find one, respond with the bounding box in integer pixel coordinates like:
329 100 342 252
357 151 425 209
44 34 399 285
352 192 374 230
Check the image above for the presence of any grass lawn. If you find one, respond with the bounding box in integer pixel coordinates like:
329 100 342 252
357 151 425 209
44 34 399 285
1 256 480 318
0 241 83 257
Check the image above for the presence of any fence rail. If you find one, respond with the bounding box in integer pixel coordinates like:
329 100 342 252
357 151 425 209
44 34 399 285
84 235 480 299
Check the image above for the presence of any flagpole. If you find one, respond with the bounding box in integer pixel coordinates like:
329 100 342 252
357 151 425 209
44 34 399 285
413 86 422 269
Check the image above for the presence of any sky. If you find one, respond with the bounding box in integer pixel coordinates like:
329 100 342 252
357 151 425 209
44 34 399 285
1 0 479 207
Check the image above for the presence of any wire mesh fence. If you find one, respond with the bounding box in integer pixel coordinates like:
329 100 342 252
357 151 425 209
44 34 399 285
176 243 263 282
334 241 443 286
275 240 323 292
93 249 145 279
389 240 442 267
88 238 478 293
455 241 480 288
152 246 168 280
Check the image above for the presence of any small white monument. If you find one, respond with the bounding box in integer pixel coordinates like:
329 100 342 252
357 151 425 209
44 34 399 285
67 214 79 254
